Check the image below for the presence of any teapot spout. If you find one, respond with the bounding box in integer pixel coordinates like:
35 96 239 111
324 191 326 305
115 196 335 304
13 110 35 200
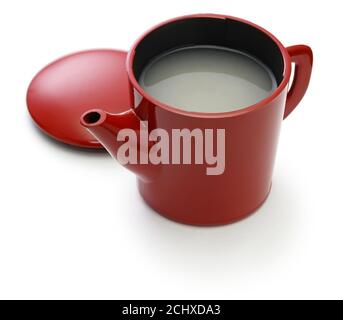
80 109 157 182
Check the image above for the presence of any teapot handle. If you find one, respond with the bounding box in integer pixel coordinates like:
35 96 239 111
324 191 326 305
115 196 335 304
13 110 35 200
284 45 313 119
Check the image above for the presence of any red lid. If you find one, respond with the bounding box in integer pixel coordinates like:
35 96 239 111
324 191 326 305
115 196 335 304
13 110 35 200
27 49 131 148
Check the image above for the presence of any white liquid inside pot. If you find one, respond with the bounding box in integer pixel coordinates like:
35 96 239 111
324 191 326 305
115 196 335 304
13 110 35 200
139 45 277 113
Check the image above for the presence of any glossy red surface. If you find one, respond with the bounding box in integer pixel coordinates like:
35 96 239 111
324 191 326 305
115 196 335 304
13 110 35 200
27 49 131 148
81 15 313 225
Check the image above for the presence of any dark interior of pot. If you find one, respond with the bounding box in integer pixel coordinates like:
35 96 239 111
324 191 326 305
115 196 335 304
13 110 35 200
133 17 284 85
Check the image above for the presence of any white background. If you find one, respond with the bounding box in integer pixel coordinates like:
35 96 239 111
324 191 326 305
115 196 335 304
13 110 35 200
0 0 342 300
